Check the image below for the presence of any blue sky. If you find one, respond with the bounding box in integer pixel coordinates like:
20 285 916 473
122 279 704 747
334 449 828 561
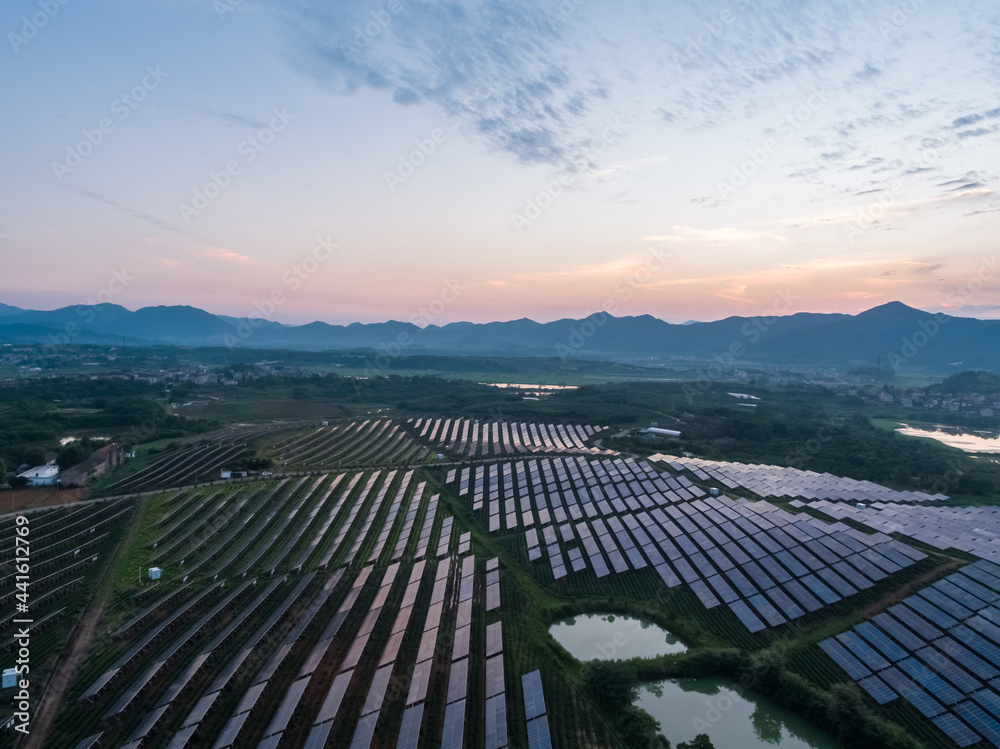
1 0 998 324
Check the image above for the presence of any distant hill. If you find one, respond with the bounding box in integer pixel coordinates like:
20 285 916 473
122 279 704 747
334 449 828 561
931 370 1000 393
1 300 998 373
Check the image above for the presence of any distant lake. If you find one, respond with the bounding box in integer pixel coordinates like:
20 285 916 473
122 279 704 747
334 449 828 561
549 613 686 660
896 425 1000 453
637 677 841 749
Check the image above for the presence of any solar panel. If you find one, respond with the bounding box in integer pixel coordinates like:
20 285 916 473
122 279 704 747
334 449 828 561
904 597 959 629
758 555 793 584
526 715 553 749
654 563 681 588
728 600 766 633
832 560 873 590
931 712 981 747
486 655 506 697
926 582 980 617
857 674 897 705
748 594 786 627
800 574 841 605
396 705 424 749
837 632 890 671
522 670 547 720
897 657 963 705
819 638 871 680
854 622 907 662
925 639 996 682
774 550 809 578
765 587 805 620
871 612 925 651
951 626 1000 671
782 580 823 613
706 574 740 604
485 695 508 749
690 579 721 609
889 604 943 640
879 666 945 717
955 701 1000 746
971 688 1000 721
441 700 467 749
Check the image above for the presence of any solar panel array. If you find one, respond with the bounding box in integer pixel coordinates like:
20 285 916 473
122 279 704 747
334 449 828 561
451 457 926 632
395 557 455 749
820 560 1000 747
649 454 945 504
522 670 553 749
811 500 1000 562
414 417 610 458
441 554 477 749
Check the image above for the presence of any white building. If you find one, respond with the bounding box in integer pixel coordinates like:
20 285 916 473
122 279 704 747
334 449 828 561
17 465 59 486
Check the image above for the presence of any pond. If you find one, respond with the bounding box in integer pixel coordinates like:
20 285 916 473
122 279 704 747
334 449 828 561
637 677 841 749
549 615 840 748
896 425 1000 453
548 612 687 661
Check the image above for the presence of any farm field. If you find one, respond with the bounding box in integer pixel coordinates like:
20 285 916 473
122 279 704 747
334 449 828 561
4 415 995 749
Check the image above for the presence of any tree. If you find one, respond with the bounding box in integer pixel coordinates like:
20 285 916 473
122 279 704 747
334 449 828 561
21 447 46 468
584 661 639 712
677 735 715 749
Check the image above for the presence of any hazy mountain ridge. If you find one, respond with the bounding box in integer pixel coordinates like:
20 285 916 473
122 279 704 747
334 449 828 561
2 301 998 372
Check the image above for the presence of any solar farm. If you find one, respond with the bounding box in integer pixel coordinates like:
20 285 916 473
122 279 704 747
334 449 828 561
12 416 1000 748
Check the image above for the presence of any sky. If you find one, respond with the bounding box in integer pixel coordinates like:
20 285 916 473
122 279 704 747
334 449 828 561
1 0 998 325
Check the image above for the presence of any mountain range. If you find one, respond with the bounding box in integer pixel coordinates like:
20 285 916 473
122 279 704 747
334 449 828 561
1 301 997 372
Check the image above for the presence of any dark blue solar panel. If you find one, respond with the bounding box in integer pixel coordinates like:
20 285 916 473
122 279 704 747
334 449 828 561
783 580 823 613
526 715 552 749
952 625 1000 671
968 615 1000 648
625 546 648 570
833 560 873 590
955 701 1000 746
854 622 907 662
743 561 776 591
724 569 759 598
758 556 793 584
800 574 840 605
931 712 981 747
655 563 681 588
934 579 989 611
728 600 766 633
690 579 721 609
752 532 783 555
872 612 926 651
819 638 871 680
721 542 751 566
903 597 958 629
816 535 853 559
657 537 682 561
951 574 1000 605
879 666 944 717
642 544 665 567
897 657 964 705
789 545 825 572
918 587 973 621
971 688 1000 721
837 632 890 671
688 552 717 579
803 538 839 566
673 557 700 584
925 638 996 682
766 587 805 619
706 574 740 604
858 674 897 705
961 565 1000 596
748 594 786 627
889 604 943 640
845 554 887 582
522 670 546 720
736 536 768 560
706 546 734 572
774 550 809 578
816 567 857 598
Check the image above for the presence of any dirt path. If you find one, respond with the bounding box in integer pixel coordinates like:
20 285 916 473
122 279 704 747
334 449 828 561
861 557 964 619
22 497 147 749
